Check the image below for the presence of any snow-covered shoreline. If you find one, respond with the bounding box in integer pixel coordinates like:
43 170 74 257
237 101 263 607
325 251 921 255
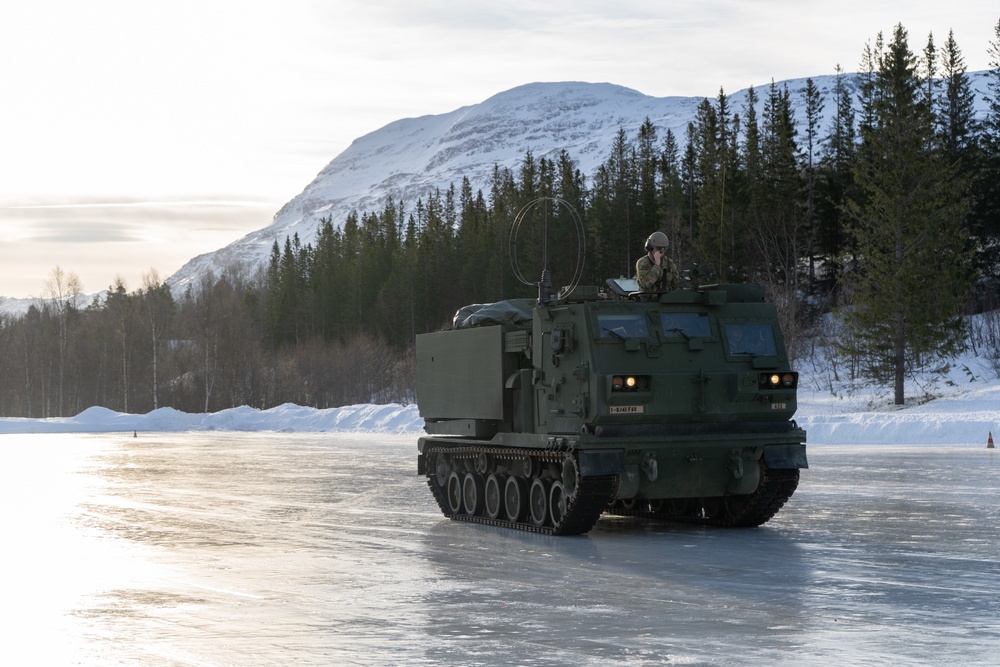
0 403 424 436
1 381 996 446
796 382 1000 446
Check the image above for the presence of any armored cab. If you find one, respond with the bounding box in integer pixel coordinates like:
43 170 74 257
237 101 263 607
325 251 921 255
416 279 807 535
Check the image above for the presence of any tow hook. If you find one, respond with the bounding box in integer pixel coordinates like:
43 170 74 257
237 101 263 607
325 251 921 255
640 451 658 481
727 451 744 480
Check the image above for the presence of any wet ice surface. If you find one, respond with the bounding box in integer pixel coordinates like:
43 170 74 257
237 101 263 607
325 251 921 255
2 433 999 666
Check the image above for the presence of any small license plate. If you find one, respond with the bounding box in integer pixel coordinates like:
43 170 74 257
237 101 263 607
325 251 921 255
610 405 644 414
771 402 787 410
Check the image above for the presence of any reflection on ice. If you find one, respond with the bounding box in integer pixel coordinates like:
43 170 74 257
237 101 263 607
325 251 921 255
418 519 813 665
1 433 998 665
0 434 168 664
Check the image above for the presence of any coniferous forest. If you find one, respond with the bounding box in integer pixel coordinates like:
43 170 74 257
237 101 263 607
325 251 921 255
2 21 1000 416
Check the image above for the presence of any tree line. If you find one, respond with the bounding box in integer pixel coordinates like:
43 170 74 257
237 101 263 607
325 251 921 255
1 20 998 416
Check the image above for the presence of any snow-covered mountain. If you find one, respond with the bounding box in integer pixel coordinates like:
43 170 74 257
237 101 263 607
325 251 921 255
167 73 994 294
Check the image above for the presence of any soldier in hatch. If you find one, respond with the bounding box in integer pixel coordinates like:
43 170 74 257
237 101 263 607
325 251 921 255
635 231 679 294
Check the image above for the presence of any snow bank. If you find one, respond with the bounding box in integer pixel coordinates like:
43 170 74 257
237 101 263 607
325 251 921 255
795 380 1000 446
1 360 997 446
0 403 424 436
1 391 996 446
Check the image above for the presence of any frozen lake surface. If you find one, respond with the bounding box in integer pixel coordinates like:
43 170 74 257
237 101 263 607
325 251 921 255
2 432 999 666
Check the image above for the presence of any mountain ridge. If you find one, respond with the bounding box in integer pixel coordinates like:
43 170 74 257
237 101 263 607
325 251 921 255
91 75 1000 296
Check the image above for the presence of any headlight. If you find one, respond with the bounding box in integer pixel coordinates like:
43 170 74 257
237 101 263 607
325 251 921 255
611 375 650 392
759 372 798 389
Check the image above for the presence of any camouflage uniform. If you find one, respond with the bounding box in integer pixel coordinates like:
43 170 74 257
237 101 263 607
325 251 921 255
635 252 679 293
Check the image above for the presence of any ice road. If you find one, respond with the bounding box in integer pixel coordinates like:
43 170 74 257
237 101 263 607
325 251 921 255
2 432 998 666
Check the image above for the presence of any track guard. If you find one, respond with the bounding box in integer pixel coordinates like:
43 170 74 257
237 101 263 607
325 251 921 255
579 449 625 477
763 444 808 469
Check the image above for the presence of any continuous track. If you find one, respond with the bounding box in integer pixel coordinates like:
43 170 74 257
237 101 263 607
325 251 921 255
423 444 618 536
606 467 799 527
424 443 798 533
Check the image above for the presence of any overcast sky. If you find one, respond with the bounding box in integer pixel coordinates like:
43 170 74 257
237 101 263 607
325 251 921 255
0 0 996 299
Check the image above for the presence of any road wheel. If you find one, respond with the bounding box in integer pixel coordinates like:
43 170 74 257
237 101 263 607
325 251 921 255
529 478 550 527
446 471 463 514
549 481 567 525
485 474 505 520
462 473 484 516
504 476 527 522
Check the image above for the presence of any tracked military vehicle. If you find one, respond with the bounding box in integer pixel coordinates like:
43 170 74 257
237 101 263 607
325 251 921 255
416 199 806 535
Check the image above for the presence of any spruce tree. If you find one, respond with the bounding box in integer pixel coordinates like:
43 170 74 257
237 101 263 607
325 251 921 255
936 30 984 304
552 151 589 286
488 163 519 299
921 31 938 117
681 123 699 242
801 78 825 284
692 91 743 280
740 85 763 272
938 30 977 158
659 128 691 271
816 65 856 290
457 177 501 306
587 128 637 280
984 18 1000 151
310 217 345 342
757 81 801 289
637 119 660 238
970 18 1000 296
840 24 972 405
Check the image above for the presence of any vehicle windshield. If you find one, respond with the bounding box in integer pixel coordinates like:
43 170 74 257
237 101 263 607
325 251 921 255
724 323 777 356
597 313 649 340
660 312 711 339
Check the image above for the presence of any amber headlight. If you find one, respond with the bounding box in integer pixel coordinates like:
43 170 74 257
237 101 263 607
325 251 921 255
611 375 650 392
759 372 798 389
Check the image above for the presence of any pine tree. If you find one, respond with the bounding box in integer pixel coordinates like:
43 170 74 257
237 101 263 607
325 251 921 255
488 163 519 299
970 18 1000 295
415 189 457 330
139 270 174 411
692 92 743 279
681 123 699 242
658 128 691 271
801 78 825 284
856 35 884 136
816 65 856 289
840 24 972 405
455 177 486 303
587 128 637 280
938 30 977 158
551 151 589 287
984 18 1000 152
757 81 801 288
636 118 660 239
921 31 938 118
740 85 762 218
311 218 345 342
935 30 985 304
264 235 308 348
104 278 134 412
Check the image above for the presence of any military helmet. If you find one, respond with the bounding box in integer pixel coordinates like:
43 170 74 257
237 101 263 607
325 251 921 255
645 231 669 252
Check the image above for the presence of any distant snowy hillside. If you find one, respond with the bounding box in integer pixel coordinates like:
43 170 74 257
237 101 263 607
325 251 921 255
168 73 993 295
